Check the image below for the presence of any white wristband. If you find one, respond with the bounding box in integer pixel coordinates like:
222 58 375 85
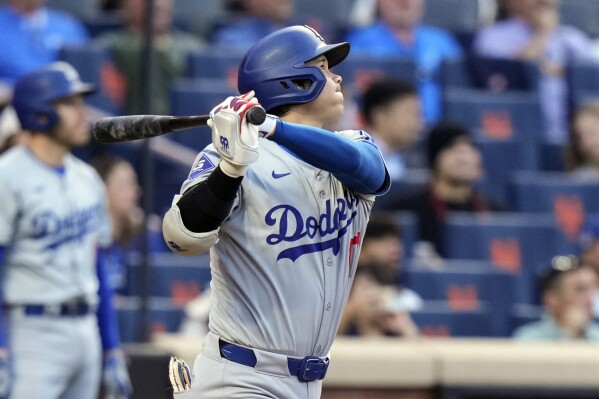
258 115 278 139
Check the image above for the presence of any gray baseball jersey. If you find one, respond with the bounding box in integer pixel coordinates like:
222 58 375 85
181 130 381 358
0 146 112 305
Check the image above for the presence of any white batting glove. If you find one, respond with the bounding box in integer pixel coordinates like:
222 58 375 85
208 91 261 178
103 350 132 399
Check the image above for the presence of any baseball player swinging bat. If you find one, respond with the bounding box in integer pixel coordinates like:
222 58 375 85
93 105 266 143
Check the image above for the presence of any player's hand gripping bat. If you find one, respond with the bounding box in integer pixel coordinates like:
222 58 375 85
93 106 266 143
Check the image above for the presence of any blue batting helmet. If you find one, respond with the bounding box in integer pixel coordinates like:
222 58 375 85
12 62 96 132
237 25 350 111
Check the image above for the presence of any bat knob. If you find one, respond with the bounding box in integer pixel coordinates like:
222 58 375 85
246 106 267 125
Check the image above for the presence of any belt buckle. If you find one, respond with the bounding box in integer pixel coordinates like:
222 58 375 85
298 356 329 382
65 300 79 316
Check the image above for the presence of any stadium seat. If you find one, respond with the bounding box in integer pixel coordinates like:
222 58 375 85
540 141 566 172
509 303 544 336
441 56 540 92
187 49 245 80
443 213 560 303
403 260 515 336
566 62 599 110
474 137 523 204
169 78 238 150
410 301 494 337
125 253 212 303
117 297 186 343
508 171 599 253
558 0 599 38
443 88 543 170
59 45 119 114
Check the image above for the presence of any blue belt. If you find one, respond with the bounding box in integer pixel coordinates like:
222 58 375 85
218 339 329 382
14 302 95 317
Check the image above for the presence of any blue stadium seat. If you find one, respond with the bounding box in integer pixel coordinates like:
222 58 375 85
558 0 599 38
117 297 186 343
422 0 480 33
474 137 523 204
566 63 599 109
441 56 539 92
403 261 515 336
508 171 599 253
541 141 566 172
509 303 543 336
125 253 212 300
411 301 494 337
443 88 543 170
443 213 560 303
59 45 119 114
169 78 238 150
187 49 245 80
509 171 599 213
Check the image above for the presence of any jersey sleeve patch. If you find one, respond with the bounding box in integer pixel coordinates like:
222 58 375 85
188 154 216 180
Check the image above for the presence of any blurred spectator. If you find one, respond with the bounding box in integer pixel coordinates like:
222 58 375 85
0 85 27 155
564 100 599 180
91 153 168 293
360 79 425 180
211 0 327 51
577 215 599 318
0 0 89 84
94 0 206 115
344 0 463 125
337 215 422 337
385 121 504 257
473 0 598 143
513 255 599 340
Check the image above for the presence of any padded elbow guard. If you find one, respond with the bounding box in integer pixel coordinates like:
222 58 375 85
162 195 219 256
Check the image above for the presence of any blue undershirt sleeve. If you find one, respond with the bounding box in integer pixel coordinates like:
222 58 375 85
96 249 121 351
270 120 389 194
0 247 5 348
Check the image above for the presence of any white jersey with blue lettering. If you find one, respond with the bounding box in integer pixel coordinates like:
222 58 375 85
0 146 112 305
181 130 382 358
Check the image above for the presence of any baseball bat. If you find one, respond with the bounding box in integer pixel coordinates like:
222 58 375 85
93 106 266 143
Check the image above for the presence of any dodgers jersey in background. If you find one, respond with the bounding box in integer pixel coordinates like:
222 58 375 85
182 129 388 358
0 146 112 305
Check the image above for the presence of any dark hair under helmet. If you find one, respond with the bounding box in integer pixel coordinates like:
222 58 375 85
237 25 350 112
12 62 95 132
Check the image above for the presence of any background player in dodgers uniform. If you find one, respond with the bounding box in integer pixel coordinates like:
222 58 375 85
0 62 131 399
163 25 390 398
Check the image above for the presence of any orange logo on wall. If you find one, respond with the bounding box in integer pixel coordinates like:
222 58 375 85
422 325 450 337
171 281 201 306
481 111 513 140
490 238 521 273
554 195 584 241
447 284 480 310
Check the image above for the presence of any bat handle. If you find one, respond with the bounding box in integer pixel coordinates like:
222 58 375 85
246 106 267 125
